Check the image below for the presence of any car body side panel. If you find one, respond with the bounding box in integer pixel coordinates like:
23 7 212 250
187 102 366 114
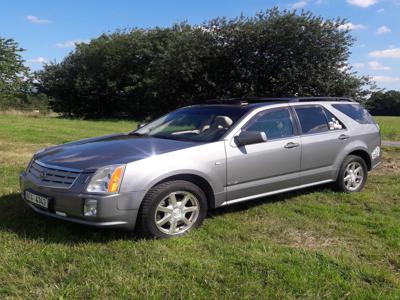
290 102 381 184
327 104 381 171
331 126 380 175
225 137 301 202
119 141 227 209
298 131 351 184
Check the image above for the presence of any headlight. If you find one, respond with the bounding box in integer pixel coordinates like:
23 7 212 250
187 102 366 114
86 165 125 193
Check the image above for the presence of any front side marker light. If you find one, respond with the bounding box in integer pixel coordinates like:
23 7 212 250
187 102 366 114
108 166 124 193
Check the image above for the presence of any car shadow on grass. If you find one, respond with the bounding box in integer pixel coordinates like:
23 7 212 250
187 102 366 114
0 193 137 244
0 185 332 244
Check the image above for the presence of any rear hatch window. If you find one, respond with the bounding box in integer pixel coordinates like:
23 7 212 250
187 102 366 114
332 104 375 124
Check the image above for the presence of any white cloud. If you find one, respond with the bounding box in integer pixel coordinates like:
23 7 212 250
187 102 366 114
27 57 47 64
353 63 365 68
373 76 400 84
55 39 90 48
369 48 400 58
347 0 378 7
376 26 391 35
26 15 51 24
338 22 367 30
291 1 308 9
368 61 391 70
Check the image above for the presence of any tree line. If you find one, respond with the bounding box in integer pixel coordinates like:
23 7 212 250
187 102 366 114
366 90 400 116
1 8 399 117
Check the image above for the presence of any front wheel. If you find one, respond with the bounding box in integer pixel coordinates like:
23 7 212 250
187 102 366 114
336 155 368 192
136 180 208 238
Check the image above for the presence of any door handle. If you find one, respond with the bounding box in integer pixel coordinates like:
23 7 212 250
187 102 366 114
338 134 350 140
284 142 300 149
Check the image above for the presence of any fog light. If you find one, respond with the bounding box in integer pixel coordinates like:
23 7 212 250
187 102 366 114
84 199 98 217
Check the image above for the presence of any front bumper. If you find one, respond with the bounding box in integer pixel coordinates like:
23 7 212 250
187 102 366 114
20 172 140 230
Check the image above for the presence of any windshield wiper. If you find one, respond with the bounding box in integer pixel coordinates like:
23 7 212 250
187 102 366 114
128 132 148 136
151 134 198 142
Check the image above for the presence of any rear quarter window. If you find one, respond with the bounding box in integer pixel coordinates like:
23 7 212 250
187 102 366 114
332 104 375 124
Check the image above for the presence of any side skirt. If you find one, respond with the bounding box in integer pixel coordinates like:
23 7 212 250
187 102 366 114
221 179 334 206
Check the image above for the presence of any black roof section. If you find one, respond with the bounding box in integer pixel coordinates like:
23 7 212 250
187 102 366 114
206 96 355 106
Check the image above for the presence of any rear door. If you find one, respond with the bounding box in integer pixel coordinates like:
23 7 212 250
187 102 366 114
291 104 350 184
225 106 301 202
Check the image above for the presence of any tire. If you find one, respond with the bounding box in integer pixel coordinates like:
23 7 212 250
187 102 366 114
136 180 208 238
335 155 368 193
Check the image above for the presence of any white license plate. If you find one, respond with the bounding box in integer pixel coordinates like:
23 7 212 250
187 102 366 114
25 190 49 209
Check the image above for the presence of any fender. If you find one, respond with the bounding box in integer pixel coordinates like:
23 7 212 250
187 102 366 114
332 140 370 179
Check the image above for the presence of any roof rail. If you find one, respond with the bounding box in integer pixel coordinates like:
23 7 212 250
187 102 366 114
206 96 355 105
293 97 355 102
206 98 247 105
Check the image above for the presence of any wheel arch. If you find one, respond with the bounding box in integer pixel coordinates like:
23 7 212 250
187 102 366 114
347 149 372 171
147 173 216 209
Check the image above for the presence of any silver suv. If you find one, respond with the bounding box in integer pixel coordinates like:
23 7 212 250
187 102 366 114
20 97 381 238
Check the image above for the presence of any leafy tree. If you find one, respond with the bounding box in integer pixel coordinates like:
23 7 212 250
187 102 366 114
36 8 372 118
0 37 30 107
366 90 400 116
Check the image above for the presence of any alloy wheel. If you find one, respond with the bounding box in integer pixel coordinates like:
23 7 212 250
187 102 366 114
154 191 200 235
343 161 364 191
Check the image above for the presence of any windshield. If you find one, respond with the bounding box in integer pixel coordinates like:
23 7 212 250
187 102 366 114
134 106 248 142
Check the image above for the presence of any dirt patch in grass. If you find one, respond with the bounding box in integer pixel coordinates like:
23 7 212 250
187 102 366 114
278 229 343 250
374 148 400 176
380 158 399 173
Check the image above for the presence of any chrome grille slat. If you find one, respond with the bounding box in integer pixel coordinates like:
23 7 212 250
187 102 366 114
28 160 81 189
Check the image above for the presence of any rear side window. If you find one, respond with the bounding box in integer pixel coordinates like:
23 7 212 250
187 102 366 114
332 104 375 124
294 106 329 134
323 108 345 130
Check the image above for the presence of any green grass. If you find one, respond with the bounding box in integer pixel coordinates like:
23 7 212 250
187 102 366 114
375 116 400 141
0 114 400 299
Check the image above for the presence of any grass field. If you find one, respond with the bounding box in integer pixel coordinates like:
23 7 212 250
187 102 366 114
0 114 399 299
375 116 400 141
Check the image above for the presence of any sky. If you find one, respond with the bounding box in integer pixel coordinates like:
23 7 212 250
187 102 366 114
1 0 399 90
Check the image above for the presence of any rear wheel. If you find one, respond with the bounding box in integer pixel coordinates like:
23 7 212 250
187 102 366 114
336 155 368 192
136 180 208 238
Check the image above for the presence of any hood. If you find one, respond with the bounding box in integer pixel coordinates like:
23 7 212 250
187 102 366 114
34 133 201 171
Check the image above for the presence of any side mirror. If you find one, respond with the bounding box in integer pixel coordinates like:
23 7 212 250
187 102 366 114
234 131 267 146
137 123 147 129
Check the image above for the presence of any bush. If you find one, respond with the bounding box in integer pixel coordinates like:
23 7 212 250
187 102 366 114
37 8 372 119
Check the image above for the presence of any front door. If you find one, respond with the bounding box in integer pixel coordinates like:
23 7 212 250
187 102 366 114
225 106 301 202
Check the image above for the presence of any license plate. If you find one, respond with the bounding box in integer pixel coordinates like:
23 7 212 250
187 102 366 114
25 190 49 209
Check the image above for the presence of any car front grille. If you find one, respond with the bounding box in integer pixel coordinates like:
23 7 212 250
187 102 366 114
28 160 81 189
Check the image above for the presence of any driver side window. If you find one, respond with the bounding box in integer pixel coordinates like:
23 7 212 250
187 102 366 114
243 108 295 140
